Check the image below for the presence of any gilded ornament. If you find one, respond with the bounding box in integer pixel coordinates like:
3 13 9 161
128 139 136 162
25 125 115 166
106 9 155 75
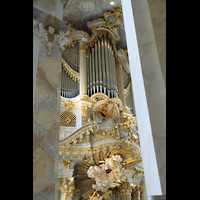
118 182 133 196
59 177 75 194
104 6 123 31
62 58 80 83
65 117 71 125
81 106 89 122
65 100 73 110
133 168 144 179
60 111 76 127
44 14 60 42
61 160 71 169
80 42 88 52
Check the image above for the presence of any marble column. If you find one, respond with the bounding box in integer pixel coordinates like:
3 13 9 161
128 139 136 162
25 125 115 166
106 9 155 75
79 44 87 97
121 0 166 197
33 37 61 200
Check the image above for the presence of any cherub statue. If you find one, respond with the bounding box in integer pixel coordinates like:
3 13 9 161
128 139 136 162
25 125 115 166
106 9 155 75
36 14 68 56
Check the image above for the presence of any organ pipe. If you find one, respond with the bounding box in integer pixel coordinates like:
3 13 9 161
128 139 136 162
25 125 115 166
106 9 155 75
95 42 99 93
89 53 92 96
104 36 111 97
101 36 106 94
92 48 95 94
98 39 102 93
108 39 113 98
61 34 120 99
61 43 79 98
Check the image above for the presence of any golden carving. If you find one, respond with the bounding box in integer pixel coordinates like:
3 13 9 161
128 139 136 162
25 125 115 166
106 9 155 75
104 6 123 30
44 14 60 42
80 42 88 52
65 100 73 110
61 160 71 169
101 190 112 199
65 117 71 125
81 106 89 122
62 58 80 83
88 112 94 123
77 142 138 200
59 122 99 151
118 182 134 196
133 168 144 179
59 177 75 194
91 93 124 122
64 39 80 49
60 111 76 127
96 122 140 145
132 185 142 200
122 116 137 127
91 93 110 103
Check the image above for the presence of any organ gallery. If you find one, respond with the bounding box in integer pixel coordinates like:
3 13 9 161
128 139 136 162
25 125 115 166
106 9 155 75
34 5 147 200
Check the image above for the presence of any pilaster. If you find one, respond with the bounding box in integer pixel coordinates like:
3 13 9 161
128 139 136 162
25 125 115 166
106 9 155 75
121 0 166 197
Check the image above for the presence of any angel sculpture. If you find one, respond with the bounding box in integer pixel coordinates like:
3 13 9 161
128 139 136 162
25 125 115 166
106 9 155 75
92 98 124 121
37 14 68 56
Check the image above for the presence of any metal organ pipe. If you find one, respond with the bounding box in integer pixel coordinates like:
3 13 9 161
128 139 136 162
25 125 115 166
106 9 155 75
89 53 92 96
95 42 99 93
104 36 111 97
101 36 106 94
112 49 118 97
98 39 102 93
87 55 89 96
108 39 114 98
91 48 95 94
85 34 119 98
61 43 80 98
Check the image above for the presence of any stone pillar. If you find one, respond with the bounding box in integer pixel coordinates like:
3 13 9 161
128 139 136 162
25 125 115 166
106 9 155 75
121 0 166 197
59 177 75 200
117 64 126 107
118 182 133 200
33 37 61 200
79 42 87 97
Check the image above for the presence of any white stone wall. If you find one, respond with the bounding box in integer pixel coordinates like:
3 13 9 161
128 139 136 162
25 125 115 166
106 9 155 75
122 0 166 197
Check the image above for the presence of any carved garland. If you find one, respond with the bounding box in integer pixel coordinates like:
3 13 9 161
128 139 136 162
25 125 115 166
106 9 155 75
62 58 80 83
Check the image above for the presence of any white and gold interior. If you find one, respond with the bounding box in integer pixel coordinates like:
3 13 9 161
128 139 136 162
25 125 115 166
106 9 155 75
33 0 166 200
57 6 144 200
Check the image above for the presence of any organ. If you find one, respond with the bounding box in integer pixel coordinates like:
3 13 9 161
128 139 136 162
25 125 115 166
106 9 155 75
58 6 144 200
60 7 132 107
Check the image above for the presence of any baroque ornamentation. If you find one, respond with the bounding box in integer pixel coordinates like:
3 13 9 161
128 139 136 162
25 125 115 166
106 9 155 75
65 100 73 110
59 122 99 149
60 111 76 127
33 14 69 56
59 177 75 194
91 94 124 122
81 106 89 123
77 142 140 200
62 58 80 83
104 6 123 30
61 160 71 169
87 155 129 192
118 182 134 196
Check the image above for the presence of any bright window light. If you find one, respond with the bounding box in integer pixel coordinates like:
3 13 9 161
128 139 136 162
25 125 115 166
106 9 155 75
110 2 114 5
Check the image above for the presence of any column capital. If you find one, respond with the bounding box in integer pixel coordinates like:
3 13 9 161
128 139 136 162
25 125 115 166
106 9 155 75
61 160 71 169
